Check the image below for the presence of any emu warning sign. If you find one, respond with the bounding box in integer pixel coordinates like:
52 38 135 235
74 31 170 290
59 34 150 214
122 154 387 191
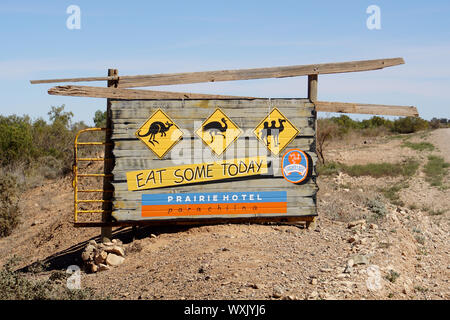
195 108 242 155
110 99 317 222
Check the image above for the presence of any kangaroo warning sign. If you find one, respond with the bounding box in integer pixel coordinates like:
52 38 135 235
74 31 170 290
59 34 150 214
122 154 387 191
135 108 183 158
110 99 317 223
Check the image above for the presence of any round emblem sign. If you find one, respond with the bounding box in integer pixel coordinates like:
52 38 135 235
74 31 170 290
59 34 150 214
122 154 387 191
281 149 309 184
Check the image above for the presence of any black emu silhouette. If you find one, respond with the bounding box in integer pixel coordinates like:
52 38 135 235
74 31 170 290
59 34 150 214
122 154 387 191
259 119 287 147
137 121 173 146
202 117 228 143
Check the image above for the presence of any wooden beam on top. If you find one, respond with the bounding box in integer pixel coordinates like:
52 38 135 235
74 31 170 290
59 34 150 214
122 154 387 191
315 101 419 117
47 85 257 100
30 57 405 86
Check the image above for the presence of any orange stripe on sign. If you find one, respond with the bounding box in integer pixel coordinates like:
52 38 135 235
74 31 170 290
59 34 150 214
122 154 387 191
141 202 287 217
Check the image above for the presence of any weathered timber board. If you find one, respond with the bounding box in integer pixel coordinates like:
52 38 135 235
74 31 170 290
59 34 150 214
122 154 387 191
110 99 317 222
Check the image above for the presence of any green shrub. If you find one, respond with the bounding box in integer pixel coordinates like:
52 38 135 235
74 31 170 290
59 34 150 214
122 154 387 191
93 110 107 128
0 105 89 184
423 155 450 187
0 174 20 237
392 117 429 134
0 258 98 300
340 160 419 178
402 141 435 151
367 198 387 220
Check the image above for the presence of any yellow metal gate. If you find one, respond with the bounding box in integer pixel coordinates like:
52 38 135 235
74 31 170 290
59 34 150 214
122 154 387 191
73 128 112 226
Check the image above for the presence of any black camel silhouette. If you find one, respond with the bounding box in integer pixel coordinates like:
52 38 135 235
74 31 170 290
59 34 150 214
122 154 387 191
202 117 228 143
137 121 173 146
259 119 287 147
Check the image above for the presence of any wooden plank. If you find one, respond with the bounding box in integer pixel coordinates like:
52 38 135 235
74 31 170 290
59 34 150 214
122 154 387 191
30 58 404 86
315 101 419 117
308 75 318 102
111 138 317 161
48 85 255 100
112 137 315 153
111 107 315 120
115 195 314 210
112 202 316 221
31 76 118 84
117 58 405 88
101 69 116 240
112 180 318 200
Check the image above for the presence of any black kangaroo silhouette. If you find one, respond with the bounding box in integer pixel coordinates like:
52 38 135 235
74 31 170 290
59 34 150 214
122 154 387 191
259 119 286 147
137 121 174 146
202 117 228 143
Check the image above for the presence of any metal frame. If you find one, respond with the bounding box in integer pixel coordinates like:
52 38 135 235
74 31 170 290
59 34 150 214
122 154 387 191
73 128 112 224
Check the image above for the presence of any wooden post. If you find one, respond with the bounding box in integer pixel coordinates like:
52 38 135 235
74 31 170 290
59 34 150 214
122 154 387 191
308 74 318 103
308 75 318 230
101 68 117 242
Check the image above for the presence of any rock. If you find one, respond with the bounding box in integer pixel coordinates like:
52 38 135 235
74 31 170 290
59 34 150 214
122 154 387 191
98 264 110 272
347 259 354 268
106 253 125 266
90 263 98 273
351 254 370 265
336 273 349 279
105 245 125 257
308 291 319 299
81 251 93 262
112 239 123 245
94 250 108 264
402 284 410 295
272 286 284 298
369 223 378 230
343 266 353 274
310 278 318 285
348 235 359 243
348 220 366 228
85 244 96 253
320 268 334 272
88 240 97 246
150 234 157 238
101 237 111 244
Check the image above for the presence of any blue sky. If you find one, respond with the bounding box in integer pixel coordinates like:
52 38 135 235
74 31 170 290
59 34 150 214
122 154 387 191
1 0 449 125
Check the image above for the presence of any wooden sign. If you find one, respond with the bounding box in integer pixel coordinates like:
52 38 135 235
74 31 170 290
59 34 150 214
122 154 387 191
110 99 317 222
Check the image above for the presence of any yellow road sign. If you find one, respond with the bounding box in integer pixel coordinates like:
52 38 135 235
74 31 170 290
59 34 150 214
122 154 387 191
195 108 242 155
253 108 300 155
135 109 183 158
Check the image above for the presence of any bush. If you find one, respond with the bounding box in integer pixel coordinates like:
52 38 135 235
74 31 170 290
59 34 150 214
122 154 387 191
0 105 88 184
423 155 450 187
316 119 340 164
0 174 20 237
93 110 107 128
392 117 429 134
0 258 98 300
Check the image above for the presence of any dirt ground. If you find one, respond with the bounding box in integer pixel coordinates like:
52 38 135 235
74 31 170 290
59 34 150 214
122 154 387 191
1 128 449 300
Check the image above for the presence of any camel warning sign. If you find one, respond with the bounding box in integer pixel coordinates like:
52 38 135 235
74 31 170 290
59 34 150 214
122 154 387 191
195 108 242 155
135 108 183 158
253 108 300 155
